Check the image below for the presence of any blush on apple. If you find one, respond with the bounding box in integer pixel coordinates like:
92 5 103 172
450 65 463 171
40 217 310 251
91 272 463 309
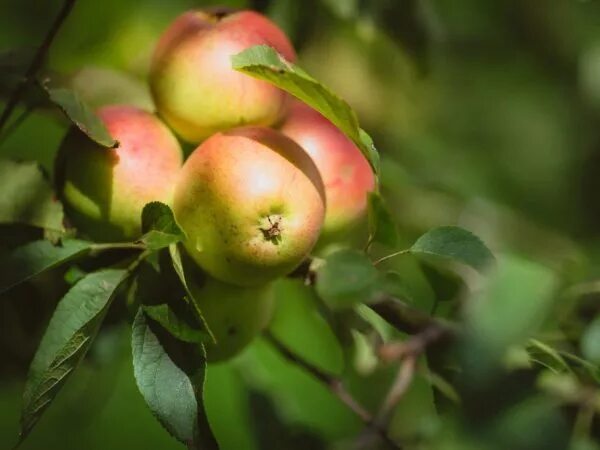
150 9 296 143
173 126 325 287
56 105 183 242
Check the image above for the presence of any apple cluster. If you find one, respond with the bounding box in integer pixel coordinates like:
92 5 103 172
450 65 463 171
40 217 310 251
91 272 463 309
55 8 375 361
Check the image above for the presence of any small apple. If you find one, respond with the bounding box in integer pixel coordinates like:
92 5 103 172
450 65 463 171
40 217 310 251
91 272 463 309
56 105 183 241
280 101 375 246
150 9 296 142
173 126 325 287
189 274 274 363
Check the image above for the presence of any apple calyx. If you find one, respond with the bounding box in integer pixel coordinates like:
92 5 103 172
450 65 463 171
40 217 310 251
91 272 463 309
259 214 283 244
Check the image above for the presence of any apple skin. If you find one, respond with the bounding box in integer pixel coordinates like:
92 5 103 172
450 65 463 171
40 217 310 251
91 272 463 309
188 274 274 363
173 126 326 287
150 9 296 143
56 105 183 242
279 101 375 246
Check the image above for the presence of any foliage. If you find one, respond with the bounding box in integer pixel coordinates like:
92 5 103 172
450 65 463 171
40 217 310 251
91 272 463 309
1 0 600 449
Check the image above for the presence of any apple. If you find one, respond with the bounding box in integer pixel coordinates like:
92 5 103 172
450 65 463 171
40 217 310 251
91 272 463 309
56 105 183 242
150 8 296 143
173 126 326 287
189 274 274 363
280 101 375 246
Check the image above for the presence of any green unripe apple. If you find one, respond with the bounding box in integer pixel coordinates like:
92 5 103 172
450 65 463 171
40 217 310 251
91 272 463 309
56 105 183 242
280 101 375 248
173 126 326 287
188 274 274 363
149 9 296 143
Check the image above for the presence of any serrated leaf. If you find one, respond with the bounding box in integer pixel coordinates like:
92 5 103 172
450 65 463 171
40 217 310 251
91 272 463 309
581 316 600 365
367 191 398 248
132 310 218 449
140 202 185 251
168 244 215 343
0 239 92 295
19 269 127 441
45 86 117 148
0 159 64 232
232 45 379 174
315 249 380 309
410 226 494 274
143 304 209 344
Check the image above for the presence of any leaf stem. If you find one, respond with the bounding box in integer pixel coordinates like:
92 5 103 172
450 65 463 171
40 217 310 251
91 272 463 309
126 250 151 273
90 241 147 255
372 249 410 266
264 331 402 450
0 0 77 133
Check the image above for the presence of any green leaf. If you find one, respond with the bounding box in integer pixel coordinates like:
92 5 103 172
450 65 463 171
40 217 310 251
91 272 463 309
143 304 209 344
558 352 600 384
424 371 461 404
140 202 185 251
0 159 64 232
462 255 557 382
232 45 380 174
269 278 346 375
581 316 600 365
315 248 380 309
367 191 399 248
44 86 117 148
19 269 127 441
0 239 92 294
168 244 215 343
527 339 571 374
132 310 218 449
378 271 414 303
410 226 495 274
315 250 414 310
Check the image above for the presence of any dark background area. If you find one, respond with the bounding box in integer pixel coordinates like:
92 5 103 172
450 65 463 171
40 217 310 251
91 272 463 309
1 0 600 449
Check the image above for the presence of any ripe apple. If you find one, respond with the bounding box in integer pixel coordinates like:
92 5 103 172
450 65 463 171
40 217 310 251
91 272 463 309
150 9 296 143
173 126 326 287
56 105 183 242
189 275 274 363
280 101 375 246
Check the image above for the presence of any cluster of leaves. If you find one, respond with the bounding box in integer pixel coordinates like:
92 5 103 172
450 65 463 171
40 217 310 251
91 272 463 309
1 12 600 450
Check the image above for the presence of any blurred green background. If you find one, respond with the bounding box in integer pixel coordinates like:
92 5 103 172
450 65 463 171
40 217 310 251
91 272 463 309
1 0 600 449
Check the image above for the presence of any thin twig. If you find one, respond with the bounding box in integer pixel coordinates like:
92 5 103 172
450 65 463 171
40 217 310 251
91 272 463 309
374 322 449 433
0 0 77 132
264 331 402 450
369 296 449 335
379 324 451 362
376 356 417 427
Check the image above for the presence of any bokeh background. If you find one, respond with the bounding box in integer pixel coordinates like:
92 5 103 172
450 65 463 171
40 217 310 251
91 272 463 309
1 0 600 449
